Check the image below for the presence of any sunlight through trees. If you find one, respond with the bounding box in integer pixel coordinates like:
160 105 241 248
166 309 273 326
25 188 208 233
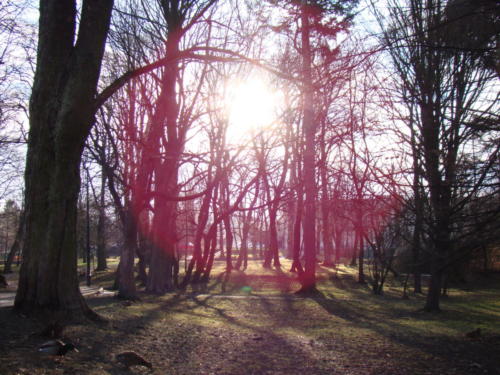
0 0 497 323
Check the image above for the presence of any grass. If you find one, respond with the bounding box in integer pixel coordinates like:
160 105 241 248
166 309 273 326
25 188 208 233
1 259 499 374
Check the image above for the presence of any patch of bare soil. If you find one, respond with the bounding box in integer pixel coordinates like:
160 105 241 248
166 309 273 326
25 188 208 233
1 291 499 375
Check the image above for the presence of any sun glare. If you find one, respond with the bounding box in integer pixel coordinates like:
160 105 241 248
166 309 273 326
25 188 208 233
225 76 281 142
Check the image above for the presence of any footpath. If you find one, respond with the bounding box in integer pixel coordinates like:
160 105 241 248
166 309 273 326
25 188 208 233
0 272 116 307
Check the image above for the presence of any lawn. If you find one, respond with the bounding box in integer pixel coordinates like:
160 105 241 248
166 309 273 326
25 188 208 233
1 260 499 374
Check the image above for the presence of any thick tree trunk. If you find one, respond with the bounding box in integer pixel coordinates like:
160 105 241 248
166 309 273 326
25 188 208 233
424 258 443 312
147 194 178 293
136 240 149 286
117 210 138 299
424 169 451 308
421 93 453 312
145 19 182 293
15 0 113 319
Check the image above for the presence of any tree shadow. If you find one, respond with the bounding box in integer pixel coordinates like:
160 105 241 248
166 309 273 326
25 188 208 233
308 290 500 374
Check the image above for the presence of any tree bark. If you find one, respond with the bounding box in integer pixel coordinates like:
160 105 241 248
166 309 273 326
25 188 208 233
3 210 24 274
235 182 259 271
357 231 365 284
146 174 179 293
117 209 138 299
409 112 423 294
95 169 107 271
224 215 233 272
290 188 304 274
15 0 113 319
104 157 138 299
320 167 334 267
297 2 317 293
235 215 250 271
145 5 183 294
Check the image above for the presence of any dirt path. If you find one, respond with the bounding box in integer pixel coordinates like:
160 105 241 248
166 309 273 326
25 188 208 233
0 283 116 308
0 268 117 307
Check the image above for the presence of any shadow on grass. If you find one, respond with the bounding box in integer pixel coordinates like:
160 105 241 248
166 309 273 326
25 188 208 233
308 290 500 374
3 265 500 375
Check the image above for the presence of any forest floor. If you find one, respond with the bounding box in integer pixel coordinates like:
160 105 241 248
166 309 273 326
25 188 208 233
1 260 499 375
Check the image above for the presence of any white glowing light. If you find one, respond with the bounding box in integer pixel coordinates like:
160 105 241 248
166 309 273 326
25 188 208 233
225 76 281 142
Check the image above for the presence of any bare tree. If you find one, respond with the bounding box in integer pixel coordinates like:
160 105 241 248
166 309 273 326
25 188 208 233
0 1 33 202
15 0 114 319
374 0 499 311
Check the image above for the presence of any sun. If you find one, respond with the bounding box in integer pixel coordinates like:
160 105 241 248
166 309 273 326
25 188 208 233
225 76 281 142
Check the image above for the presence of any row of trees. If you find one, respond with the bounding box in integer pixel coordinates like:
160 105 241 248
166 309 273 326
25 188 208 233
0 1 33 202
0 0 498 320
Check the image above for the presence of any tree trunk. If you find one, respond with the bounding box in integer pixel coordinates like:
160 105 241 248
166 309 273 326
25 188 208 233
298 3 317 293
290 190 304 274
147 193 178 293
224 215 233 272
333 222 342 265
350 246 357 266
15 0 113 320
145 19 182 294
105 159 137 299
286 201 295 259
264 208 280 269
117 209 138 300
321 198 334 267
412 227 423 294
319 122 333 267
219 223 225 259
424 257 443 312
136 241 149 286
235 211 251 271
235 179 260 271
422 95 453 311
201 224 218 282
410 110 423 293
3 210 24 274
181 183 212 287
95 170 107 271
357 233 365 284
